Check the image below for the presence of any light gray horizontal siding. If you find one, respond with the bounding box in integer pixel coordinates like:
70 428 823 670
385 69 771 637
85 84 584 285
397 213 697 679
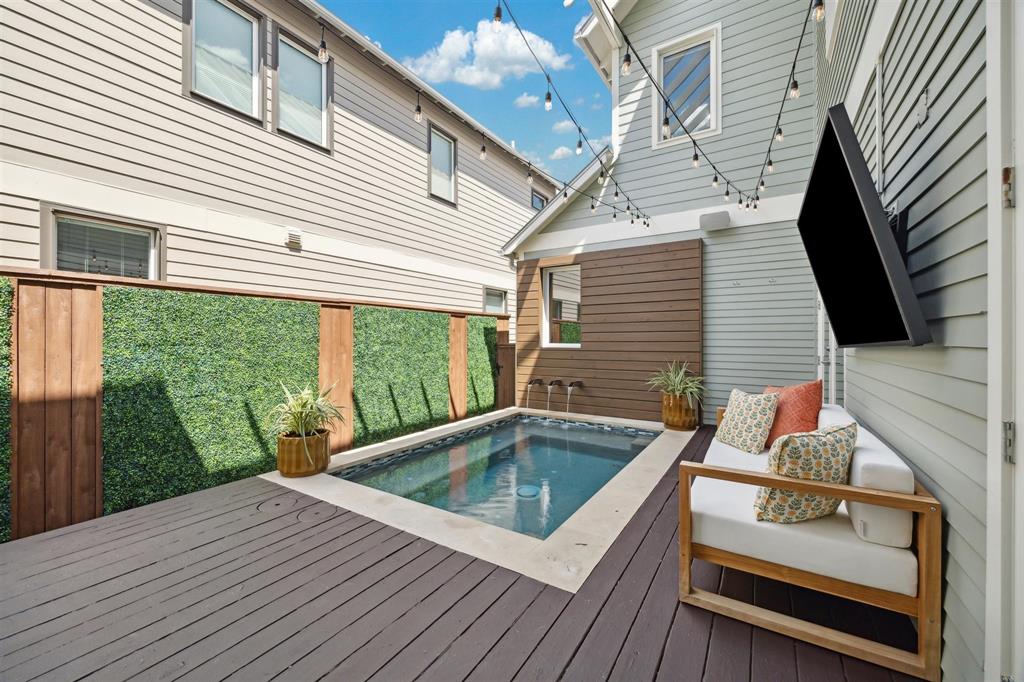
817 1 987 679
701 220 817 421
0 0 549 320
0 192 40 266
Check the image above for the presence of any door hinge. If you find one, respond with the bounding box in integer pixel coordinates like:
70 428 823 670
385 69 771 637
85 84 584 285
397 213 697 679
1003 421 1015 464
1002 167 1015 208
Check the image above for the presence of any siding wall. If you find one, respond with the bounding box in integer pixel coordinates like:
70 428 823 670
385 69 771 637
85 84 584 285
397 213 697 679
816 2 988 680
701 221 818 422
0 0 553 332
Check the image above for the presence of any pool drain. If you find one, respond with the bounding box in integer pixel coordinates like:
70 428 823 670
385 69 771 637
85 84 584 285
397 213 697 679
516 485 541 499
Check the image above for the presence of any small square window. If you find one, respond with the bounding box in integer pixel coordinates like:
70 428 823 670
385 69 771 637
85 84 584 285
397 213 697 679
191 0 260 118
542 265 581 347
277 35 329 147
429 125 457 205
55 215 157 279
531 191 548 211
483 288 506 314
653 24 721 146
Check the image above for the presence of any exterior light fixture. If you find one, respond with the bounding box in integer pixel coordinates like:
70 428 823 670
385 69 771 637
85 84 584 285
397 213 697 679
789 79 800 99
691 144 700 168
544 89 553 111
758 178 766 192
493 2 502 23
563 188 569 203
576 130 583 156
812 0 825 23
661 115 670 139
612 208 617 221
614 187 619 200
526 163 533 185
767 158 774 173
723 185 730 201
479 134 487 161
775 127 784 142
414 91 422 123
590 199 596 214
621 52 632 76
317 25 329 64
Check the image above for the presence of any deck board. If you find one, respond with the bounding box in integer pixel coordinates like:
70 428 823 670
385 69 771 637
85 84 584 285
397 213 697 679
0 426 919 681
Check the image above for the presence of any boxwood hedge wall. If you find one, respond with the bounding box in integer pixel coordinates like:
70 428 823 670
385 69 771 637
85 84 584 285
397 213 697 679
466 316 498 416
352 306 449 446
0 278 12 542
102 286 319 514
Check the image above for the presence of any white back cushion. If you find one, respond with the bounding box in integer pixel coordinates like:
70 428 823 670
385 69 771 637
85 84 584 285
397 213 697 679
818 405 914 547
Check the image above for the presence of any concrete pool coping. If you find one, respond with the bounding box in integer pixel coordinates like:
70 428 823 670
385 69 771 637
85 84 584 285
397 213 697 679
261 408 693 592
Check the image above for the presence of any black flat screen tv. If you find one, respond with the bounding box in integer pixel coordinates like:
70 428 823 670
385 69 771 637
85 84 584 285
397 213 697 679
797 104 931 347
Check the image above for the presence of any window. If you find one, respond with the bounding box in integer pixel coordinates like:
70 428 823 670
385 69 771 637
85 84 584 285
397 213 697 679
276 35 329 147
652 24 721 146
191 0 260 118
531 191 548 211
53 215 157 279
483 288 507 314
428 124 457 204
542 265 582 347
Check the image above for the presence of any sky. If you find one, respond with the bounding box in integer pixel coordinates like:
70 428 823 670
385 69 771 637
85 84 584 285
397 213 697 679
323 0 611 182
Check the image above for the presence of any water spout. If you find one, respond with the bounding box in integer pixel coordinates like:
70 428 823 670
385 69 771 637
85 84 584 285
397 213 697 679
566 381 583 414
526 378 543 409
546 379 563 412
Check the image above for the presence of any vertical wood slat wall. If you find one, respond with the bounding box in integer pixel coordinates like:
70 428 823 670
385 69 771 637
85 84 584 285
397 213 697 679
516 239 702 422
7 274 514 538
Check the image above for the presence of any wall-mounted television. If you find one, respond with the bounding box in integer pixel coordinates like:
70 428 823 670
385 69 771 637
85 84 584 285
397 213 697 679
797 104 931 347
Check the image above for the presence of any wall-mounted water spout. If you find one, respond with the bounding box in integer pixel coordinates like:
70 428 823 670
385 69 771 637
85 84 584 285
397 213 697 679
566 381 583 414
526 378 543 409
546 379 563 411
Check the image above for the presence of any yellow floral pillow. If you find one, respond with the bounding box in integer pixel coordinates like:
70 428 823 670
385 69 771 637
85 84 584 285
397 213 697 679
715 389 779 454
753 422 858 523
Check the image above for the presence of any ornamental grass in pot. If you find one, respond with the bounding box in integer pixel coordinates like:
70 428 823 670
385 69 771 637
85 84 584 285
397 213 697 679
268 384 344 477
647 361 704 431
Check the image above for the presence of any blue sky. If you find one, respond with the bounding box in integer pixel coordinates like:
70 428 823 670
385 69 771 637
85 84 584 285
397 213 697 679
324 0 610 182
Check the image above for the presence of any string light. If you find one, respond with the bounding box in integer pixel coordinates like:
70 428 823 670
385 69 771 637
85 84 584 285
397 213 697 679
691 143 700 168
767 158 774 173
723 185 730 201
414 91 422 123
758 178 766 192
590 199 596 214
544 86 553 111
775 127 784 142
563 188 569 203
614 187 619 200
576 129 583 156
612 207 617 221
317 25 329 64
599 168 605 181
812 0 825 23
493 2 502 22
661 115 670 140
526 163 533 185
789 79 800 99
621 51 632 76
712 174 719 189
479 133 487 161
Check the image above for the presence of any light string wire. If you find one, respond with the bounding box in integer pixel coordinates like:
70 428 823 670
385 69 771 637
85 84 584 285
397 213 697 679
598 0 813 206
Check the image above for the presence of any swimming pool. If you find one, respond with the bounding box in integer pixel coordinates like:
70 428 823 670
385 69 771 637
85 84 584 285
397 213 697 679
336 416 658 539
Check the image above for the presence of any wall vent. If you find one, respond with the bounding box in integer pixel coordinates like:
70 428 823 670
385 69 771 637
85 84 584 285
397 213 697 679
285 226 302 250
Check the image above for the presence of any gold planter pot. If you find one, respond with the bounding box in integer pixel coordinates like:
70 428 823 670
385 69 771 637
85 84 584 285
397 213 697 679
661 392 698 431
277 430 330 477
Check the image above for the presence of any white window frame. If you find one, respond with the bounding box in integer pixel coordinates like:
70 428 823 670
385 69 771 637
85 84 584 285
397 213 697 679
650 22 722 150
51 213 160 280
483 287 507 314
531 190 549 211
276 33 329 148
190 0 261 119
427 123 458 206
541 264 582 349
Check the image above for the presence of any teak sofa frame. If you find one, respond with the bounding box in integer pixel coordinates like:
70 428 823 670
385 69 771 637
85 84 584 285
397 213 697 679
679 410 942 681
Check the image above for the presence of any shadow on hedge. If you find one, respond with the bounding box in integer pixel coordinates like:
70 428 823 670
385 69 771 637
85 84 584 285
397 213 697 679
352 383 449 448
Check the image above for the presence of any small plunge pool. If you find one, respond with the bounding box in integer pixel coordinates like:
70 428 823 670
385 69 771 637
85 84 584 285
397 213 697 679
335 415 658 539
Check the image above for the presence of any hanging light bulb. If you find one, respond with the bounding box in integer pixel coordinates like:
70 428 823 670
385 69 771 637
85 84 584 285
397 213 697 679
723 185 730 201
479 134 487 161
599 168 605 181
544 89 553 111
758 178 766 192
691 144 700 169
789 79 800 99
745 200 750 212
414 91 422 123
563 187 569 203
612 207 617 221
661 115 670 139
767 158 775 173
576 130 583 156
590 199 596 214
775 127 784 142
753 201 759 212
614 187 619 200
526 163 533 185
317 25 329 64
626 202 631 213
738 196 743 209
621 51 632 76
493 2 502 23
812 0 825 23
630 214 635 225
712 174 719 188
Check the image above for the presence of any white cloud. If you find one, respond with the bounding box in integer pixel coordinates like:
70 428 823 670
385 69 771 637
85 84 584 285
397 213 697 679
591 134 612 148
591 102 604 110
402 20 571 90
514 92 540 108
573 96 585 106
552 119 576 134
549 146 573 160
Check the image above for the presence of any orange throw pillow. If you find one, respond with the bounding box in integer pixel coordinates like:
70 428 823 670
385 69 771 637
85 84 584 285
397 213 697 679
763 379 823 445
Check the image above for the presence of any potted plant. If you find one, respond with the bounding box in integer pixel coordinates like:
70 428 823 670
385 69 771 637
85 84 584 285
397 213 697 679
647 361 704 431
268 384 344 477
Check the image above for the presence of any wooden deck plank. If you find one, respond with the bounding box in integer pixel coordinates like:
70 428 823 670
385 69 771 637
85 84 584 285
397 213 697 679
750 577 798 682
655 558 721 682
703 569 755 681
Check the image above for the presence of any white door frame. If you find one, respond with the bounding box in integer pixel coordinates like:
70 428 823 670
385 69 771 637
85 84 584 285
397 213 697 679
1011 2 1023 678
984 1 1018 680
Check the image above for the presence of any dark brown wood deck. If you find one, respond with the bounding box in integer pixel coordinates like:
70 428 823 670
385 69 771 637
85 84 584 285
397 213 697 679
0 427 918 681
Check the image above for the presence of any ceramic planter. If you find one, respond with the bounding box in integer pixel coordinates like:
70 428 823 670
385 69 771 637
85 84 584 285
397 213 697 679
661 392 698 431
277 430 330 477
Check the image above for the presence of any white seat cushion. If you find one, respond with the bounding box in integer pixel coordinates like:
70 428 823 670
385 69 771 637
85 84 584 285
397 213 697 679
690 475 918 596
703 438 769 472
818 405 915 548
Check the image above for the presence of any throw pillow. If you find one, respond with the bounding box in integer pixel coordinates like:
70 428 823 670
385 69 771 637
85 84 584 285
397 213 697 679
715 389 779 454
753 422 858 524
764 379 823 445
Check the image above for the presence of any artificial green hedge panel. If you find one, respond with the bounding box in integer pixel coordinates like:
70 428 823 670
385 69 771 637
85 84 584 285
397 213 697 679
466 316 498 416
102 286 318 515
352 306 449 446
560 322 581 344
0 278 12 542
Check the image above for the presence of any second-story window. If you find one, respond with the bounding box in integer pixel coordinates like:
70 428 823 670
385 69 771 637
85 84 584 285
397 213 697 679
654 24 721 146
428 124 457 205
531 191 548 211
277 36 329 147
192 0 260 118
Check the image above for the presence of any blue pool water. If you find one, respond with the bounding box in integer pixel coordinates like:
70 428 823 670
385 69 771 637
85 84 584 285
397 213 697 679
337 416 658 539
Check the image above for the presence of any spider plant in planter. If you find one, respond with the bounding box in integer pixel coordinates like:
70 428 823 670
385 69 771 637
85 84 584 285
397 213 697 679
268 384 344 477
647 361 704 430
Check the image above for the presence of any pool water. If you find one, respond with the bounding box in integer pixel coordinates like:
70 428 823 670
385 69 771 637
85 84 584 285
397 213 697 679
338 416 658 539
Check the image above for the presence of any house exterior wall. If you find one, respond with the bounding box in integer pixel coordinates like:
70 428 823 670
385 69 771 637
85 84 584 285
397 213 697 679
817 2 988 680
0 0 553 333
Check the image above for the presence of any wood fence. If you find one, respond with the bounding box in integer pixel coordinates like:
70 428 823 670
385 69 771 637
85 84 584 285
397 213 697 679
2 268 513 539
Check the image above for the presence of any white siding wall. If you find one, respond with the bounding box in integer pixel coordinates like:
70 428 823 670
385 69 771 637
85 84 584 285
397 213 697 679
0 0 550 330
818 2 988 679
